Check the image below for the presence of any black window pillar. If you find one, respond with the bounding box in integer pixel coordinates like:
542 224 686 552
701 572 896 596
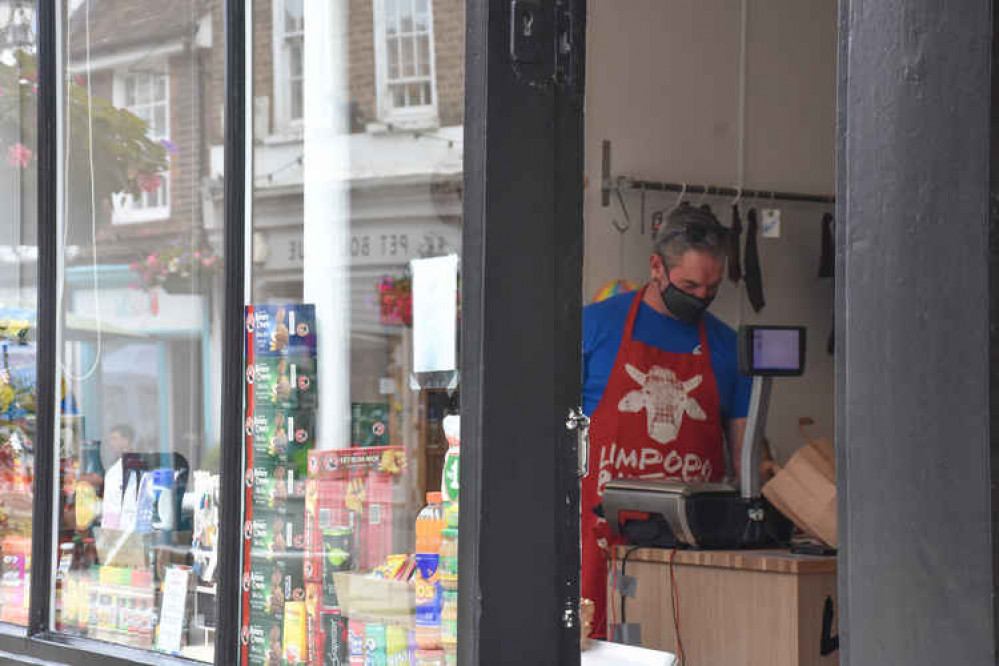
216 0 246 664
837 1 996 664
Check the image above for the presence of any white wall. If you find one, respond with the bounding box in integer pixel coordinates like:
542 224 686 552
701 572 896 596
584 0 837 462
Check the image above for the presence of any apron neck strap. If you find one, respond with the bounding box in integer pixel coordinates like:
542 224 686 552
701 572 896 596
621 286 647 344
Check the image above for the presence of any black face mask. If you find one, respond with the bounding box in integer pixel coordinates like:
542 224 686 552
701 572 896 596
661 281 713 325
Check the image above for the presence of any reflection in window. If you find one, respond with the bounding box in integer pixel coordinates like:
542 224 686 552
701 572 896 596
274 0 304 129
244 0 463 663
0 0 38 628
55 0 222 660
112 68 171 221
377 0 436 119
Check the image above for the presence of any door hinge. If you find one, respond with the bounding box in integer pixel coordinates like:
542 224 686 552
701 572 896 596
554 3 575 87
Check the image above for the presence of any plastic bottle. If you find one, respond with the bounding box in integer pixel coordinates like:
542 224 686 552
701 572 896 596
134 473 155 534
440 416 460 503
414 492 444 650
439 528 458 593
440 589 458 659
150 469 176 531
119 472 138 532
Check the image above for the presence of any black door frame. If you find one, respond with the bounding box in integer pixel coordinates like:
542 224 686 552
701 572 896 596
459 0 586 663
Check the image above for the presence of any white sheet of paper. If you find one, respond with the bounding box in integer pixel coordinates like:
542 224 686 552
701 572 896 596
582 640 675 666
762 208 781 238
411 254 459 373
156 566 191 654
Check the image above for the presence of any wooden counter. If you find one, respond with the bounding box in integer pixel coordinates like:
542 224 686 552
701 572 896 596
608 547 838 666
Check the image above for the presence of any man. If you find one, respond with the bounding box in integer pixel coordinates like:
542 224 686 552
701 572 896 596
581 203 751 636
102 424 136 474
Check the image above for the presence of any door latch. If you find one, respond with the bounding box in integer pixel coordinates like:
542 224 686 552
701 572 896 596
510 0 577 87
510 0 548 65
566 407 590 478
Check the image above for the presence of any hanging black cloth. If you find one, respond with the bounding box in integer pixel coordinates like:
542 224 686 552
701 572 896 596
744 208 765 312
728 205 743 283
819 212 836 354
818 213 834 278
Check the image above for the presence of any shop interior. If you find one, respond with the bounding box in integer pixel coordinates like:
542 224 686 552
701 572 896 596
583 1 838 663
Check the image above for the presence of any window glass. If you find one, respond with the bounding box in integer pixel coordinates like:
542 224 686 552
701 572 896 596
379 0 435 117
276 0 304 127
241 0 464 664
0 1 39 627
114 69 171 218
54 1 224 660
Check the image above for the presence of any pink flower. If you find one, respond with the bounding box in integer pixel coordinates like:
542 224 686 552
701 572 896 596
136 173 162 193
6 143 31 169
146 254 158 266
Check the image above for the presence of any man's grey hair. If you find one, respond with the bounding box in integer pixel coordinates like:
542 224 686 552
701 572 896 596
652 203 729 270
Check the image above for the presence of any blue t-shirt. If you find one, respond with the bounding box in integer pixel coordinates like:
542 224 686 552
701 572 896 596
582 291 751 423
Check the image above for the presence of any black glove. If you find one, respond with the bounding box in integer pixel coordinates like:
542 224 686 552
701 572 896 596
744 208 765 312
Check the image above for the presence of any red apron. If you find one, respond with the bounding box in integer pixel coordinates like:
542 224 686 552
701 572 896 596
582 286 725 637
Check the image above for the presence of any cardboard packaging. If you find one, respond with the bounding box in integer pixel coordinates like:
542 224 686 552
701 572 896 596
251 410 315 472
249 305 317 358
246 617 283 666
249 356 317 411
762 438 837 548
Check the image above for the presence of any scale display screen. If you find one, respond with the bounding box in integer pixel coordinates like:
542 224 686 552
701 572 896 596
738 325 806 377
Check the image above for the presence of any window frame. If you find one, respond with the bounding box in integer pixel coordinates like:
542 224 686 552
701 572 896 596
270 0 304 136
110 63 172 225
372 0 440 129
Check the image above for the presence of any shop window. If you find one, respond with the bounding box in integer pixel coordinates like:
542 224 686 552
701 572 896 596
272 0 304 133
54 0 221 661
374 0 438 128
111 68 171 224
0 0 38 628
242 2 463 664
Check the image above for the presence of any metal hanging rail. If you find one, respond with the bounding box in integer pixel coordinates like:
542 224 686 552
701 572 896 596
599 139 836 208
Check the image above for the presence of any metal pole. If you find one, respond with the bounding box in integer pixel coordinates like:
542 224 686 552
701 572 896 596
740 375 772 500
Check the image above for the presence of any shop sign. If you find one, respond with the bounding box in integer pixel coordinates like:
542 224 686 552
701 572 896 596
262 223 461 271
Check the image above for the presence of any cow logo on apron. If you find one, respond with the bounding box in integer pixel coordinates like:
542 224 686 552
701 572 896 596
618 364 706 445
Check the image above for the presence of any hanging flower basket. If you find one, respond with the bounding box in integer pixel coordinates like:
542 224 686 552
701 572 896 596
131 246 222 294
379 276 412 327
